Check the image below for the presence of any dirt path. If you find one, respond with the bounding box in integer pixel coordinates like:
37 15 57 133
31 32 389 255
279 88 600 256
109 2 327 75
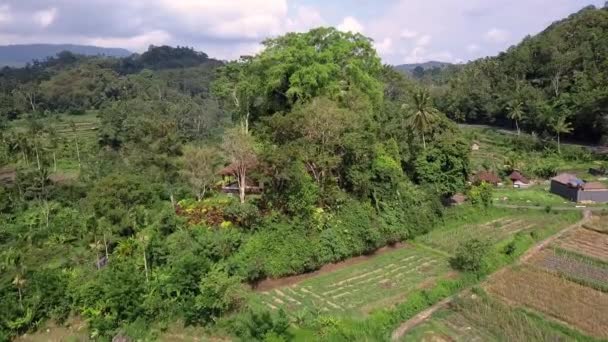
495 204 606 212
390 210 592 341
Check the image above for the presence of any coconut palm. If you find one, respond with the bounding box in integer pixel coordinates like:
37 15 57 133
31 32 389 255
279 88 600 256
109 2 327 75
550 115 573 154
506 100 524 135
403 89 439 149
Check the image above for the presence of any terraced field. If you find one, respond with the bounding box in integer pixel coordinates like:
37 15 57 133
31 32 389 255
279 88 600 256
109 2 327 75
415 210 580 254
529 249 608 289
402 291 591 342
485 266 608 339
556 228 608 263
254 245 450 315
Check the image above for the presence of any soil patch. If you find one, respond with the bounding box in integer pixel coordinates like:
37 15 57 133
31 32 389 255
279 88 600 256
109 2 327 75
485 266 608 339
253 242 410 291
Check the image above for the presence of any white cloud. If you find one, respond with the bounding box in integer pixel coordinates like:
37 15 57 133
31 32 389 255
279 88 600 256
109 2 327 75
0 5 11 24
374 37 393 55
416 34 432 46
400 29 418 39
484 28 510 43
337 16 364 33
158 0 288 39
88 30 171 51
286 6 325 32
466 43 480 53
34 7 57 28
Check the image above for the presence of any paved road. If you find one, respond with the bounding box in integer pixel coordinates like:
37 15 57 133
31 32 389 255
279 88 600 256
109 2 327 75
390 210 592 341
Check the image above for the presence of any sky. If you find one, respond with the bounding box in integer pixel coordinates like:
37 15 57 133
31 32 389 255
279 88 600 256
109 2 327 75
0 0 604 65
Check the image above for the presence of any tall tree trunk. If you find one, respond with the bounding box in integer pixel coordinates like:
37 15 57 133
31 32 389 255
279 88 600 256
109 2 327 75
422 133 426 150
515 120 520 136
238 173 246 204
35 145 41 170
75 139 81 170
103 233 109 260
143 248 149 283
17 287 22 308
170 193 176 210
53 152 57 172
557 134 561 154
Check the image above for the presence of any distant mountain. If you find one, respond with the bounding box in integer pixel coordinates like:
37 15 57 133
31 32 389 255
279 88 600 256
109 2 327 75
0 44 132 67
393 61 452 74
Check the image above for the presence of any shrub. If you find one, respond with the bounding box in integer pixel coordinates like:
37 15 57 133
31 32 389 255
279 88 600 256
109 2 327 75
224 201 261 228
193 266 245 324
450 239 490 272
231 308 291 341
468 182 493 208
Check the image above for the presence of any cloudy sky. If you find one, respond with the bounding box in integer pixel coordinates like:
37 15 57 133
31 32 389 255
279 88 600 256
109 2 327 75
0 0 603 64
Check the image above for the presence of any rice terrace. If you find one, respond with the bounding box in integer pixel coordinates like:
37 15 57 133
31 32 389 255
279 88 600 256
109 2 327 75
400 212 608 341
250 209 582 319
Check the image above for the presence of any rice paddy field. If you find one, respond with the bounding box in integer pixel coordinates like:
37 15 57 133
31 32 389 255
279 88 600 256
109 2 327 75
250 208 582 322
252 244 451 316
401 290 595 342
415 210 579 254
486 266 608 339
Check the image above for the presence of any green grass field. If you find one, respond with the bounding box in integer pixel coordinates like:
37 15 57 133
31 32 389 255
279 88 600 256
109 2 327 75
252 244 450 316
493 185 576 207
416 209 579 254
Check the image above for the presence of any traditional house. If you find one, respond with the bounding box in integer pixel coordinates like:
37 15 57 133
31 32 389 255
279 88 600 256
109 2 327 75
218 163 263 194
473 170 501 186
550 173 608 203
509 170 531 188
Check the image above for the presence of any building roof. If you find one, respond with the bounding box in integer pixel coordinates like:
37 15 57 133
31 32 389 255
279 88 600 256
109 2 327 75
582 182 608 191
509 170 529 184
551 173 583 187
474 171 501 185
218 160 258 176
450 193 467 204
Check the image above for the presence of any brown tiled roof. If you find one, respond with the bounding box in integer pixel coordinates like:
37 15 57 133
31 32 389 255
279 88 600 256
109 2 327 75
582 182 608 190
475 171 501 185
509 170 529 184
218 160 258 176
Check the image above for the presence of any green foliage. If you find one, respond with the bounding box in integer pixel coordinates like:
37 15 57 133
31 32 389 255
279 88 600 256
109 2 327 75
231 308 291 341
193 266 245 324
450 239 491 272
468 182 493 208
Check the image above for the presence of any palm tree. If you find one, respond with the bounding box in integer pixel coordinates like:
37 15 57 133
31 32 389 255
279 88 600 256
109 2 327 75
12 274 26 307
506 100 524 136
550 115 573 154
404 89 439 149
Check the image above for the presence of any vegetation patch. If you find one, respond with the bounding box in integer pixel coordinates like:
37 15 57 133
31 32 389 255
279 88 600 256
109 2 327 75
529 249 608 292
486 266 608 339
251 245 449 316
556 228 608 263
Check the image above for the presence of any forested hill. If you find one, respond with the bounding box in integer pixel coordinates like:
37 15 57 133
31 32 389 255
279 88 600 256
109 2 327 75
432 5 608 144
394 61 452 74
0 44 132 67
0 45 223 116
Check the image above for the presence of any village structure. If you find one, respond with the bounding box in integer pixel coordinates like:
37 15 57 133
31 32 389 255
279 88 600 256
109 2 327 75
550 173 608 203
